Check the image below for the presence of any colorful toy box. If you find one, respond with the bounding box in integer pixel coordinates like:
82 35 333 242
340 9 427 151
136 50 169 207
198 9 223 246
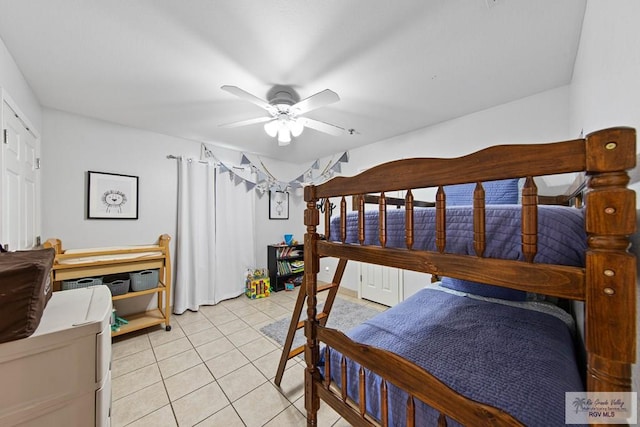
245 268 271 299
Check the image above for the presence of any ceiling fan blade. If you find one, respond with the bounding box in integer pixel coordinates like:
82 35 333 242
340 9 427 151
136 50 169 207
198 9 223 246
291 89 340 115
221 85 274 112
219 116 272 128
299 117 345 136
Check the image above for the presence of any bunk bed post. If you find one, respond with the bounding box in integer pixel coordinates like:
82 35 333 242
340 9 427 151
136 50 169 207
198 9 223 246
304 185 321 426
584 127 637 394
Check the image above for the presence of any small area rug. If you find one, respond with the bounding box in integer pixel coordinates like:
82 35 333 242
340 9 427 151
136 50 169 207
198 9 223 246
260 298 382 352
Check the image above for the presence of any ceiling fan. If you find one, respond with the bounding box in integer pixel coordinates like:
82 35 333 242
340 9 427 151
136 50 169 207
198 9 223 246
220 84 344 146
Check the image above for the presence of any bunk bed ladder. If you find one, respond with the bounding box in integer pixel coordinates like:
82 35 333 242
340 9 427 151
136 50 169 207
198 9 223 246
274 258 347 386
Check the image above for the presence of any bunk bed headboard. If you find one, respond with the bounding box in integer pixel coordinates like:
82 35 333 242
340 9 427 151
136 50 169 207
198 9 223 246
303 127 636 409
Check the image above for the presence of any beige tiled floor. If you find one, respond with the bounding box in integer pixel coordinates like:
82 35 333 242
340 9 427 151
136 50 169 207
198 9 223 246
110 287 386 426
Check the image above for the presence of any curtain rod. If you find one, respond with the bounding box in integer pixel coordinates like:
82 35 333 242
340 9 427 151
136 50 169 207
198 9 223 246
166 154 209 164
166 154 231 166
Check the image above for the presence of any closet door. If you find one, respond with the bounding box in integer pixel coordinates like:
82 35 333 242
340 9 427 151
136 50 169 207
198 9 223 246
359 263 403 307
1 99 40 250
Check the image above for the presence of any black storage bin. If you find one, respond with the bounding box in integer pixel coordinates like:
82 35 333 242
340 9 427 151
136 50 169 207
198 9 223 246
103 272 130 296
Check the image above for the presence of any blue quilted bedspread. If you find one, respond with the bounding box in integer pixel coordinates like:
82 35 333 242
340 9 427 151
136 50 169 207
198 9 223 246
324 288 584 426
329 205 586 266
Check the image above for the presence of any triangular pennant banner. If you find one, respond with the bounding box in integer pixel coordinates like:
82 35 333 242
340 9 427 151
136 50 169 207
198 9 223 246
337 151 349 163
226 152 351 194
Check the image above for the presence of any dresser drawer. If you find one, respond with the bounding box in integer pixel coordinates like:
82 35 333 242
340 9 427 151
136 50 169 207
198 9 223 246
96 322 112 383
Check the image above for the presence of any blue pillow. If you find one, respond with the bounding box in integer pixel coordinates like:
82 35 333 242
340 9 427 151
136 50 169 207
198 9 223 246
444 178 519 206
440 277 527 301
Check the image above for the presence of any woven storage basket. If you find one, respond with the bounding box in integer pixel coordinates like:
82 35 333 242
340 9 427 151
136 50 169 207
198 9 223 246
104 273 130 296
129 269 159 292
106 280 129 296
61 276 103 290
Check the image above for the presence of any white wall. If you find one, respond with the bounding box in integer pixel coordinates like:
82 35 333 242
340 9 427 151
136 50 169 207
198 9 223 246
40 108 311 313
569 0 640 138
567 0 640 394
0 36 42 131
41 109 198 248
247 155 308 267
341 87 570 175
318 86 571 297
40 109 309 252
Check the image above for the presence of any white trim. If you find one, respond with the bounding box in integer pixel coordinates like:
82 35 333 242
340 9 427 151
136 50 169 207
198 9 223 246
1 88 40 139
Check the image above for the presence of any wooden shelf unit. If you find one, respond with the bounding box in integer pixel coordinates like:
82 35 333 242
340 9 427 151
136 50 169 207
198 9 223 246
44 234 172 337
267 243 304 292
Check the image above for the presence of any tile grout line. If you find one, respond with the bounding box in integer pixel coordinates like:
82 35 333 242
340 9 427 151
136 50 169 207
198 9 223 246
114 291 359 426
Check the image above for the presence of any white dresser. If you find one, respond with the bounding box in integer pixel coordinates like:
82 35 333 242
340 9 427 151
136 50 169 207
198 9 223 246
0 286 112 426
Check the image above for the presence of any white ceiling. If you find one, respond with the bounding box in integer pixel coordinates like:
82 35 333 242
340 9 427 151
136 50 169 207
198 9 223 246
0 0 587 162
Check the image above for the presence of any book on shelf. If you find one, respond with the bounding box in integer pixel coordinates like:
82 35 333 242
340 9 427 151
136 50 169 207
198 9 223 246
290 260 304 273
276 260 305 275
276 246 302 259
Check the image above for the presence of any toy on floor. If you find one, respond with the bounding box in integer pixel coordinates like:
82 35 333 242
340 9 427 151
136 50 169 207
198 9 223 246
245 268 271 299
111 314 129 332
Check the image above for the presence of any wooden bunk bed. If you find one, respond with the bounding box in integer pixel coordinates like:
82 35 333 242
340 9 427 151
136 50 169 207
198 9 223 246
44 234 172 337
302 128 637 426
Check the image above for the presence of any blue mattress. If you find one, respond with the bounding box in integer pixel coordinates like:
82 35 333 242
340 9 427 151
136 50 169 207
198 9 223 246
323 286 584 426
329 205 586 267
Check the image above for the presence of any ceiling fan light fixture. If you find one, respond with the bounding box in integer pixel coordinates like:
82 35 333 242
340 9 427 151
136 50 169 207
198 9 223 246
221 84 343 144
277 126 291 145
288 118 304 137
264 120 279 137
275 103 291 112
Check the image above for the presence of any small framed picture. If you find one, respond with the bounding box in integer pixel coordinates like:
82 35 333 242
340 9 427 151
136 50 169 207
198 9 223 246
87 171 139 219
269 191 289 220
